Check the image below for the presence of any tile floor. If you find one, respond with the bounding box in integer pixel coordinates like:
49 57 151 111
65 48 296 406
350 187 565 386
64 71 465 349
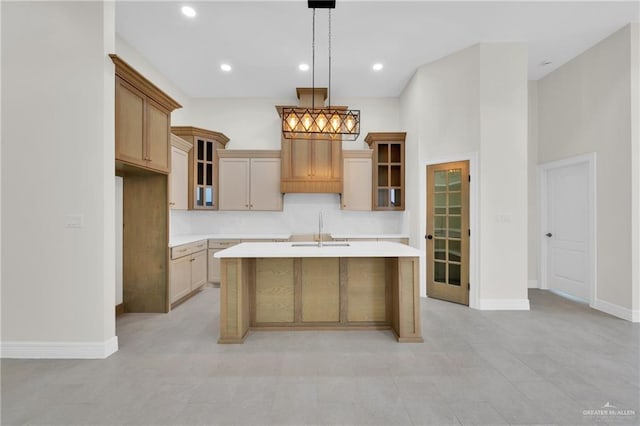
2 288 639 425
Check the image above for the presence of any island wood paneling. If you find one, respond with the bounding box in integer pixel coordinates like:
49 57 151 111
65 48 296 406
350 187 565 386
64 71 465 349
218 254 422 343
255 258 294 323
301 258 340 322
346 258 387 322
394 257 423 342
219 258 251 343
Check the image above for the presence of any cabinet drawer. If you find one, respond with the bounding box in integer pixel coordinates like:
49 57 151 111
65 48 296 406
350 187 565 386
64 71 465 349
208 239 240 249
171 240 207 259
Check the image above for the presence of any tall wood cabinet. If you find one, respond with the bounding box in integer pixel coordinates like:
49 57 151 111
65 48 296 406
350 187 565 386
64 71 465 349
218 150 283 211
111 55 181 174
111 54 181 314
170 127 230 210
365 132 406 211
277 88 343 193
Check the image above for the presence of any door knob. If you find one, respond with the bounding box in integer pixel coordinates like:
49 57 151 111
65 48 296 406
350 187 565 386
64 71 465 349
545 233 552 237
426 234 433 240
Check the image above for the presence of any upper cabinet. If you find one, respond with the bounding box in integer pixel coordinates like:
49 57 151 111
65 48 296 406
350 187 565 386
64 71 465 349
170 126 230 210
218 150 283 211
110 54 181 174
365 132 406 211
169 134 192 210
277 88 342 194
342 150 373 211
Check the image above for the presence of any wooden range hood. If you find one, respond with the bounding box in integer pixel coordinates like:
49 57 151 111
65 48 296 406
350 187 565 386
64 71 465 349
276 88 344 194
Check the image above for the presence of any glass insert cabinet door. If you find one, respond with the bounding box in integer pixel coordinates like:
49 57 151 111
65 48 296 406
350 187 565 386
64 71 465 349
194 138 215 208
426 161 470 306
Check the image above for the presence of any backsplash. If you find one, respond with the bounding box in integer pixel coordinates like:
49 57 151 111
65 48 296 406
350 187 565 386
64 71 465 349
170 193 408 236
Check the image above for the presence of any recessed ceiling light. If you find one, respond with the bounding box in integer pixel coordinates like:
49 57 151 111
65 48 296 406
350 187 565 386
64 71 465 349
372 63 384 72
541 60 553 66
181 6 196 18
220 63 232 72
298 63 310 72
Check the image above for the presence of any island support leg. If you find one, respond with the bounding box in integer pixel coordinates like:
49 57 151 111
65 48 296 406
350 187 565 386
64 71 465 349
390 257 423 343
218 258 251 343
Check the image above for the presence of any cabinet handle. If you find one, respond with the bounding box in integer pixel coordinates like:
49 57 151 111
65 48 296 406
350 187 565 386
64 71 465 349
245 204 249 207
190 258 195 262
169 202 176 206
250 204 253 208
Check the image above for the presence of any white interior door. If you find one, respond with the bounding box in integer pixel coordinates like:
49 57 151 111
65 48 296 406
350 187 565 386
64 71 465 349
546 162 589 301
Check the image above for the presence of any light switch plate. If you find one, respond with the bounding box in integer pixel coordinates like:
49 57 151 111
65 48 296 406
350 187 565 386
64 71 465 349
64 214 84 228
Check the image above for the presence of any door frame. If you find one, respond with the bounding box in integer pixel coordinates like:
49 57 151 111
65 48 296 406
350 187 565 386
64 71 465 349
538 153 597 305
425 152 479 309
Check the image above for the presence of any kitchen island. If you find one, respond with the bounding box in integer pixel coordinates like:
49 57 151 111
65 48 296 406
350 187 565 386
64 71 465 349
214 241 423 343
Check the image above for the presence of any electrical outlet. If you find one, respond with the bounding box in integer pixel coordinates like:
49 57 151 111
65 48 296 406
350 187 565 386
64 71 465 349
64 214 84 228
496 214 512 223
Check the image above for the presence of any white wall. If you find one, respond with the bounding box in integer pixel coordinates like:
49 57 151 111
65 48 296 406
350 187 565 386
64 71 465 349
478 44 529 304
186 96 400 151
172 194 405 236
401 43 529 308
631 24 639 317
1 2 117 356
538 24 636 315
527 81 539 287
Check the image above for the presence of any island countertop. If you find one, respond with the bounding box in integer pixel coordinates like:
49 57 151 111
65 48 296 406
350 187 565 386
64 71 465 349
214 241 422 258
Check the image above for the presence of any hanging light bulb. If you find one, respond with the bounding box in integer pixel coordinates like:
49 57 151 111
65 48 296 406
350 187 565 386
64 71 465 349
345 115 355 132
287 112 299 131
330 114 341 131
317 113 328 131
302 112 313 131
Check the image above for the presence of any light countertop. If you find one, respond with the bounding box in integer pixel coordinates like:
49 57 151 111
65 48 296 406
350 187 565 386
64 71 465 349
214 241 422 258
169 233 291 247
330 233 409 239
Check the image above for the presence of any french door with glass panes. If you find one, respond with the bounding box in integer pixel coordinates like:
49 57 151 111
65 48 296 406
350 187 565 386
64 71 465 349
426 161 470 305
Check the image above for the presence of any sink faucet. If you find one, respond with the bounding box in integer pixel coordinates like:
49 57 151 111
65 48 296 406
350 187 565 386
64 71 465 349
318 211 323 248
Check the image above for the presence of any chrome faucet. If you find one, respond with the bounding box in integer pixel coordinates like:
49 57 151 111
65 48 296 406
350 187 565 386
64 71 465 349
318 211 323 248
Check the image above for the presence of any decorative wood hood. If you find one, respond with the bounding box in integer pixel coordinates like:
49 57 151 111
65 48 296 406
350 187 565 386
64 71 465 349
277 88 343 194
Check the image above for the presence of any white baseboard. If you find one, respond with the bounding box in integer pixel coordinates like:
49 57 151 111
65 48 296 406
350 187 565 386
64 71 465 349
1 336 118 359
528 280 539 289
477 298 530 310
592 299 640 323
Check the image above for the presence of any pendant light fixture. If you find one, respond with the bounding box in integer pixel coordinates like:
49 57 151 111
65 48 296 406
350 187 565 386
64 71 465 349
281 0 360 141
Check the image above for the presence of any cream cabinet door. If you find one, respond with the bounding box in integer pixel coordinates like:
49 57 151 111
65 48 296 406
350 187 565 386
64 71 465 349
342 157 372 211
170 256 191 303
115 77 145 166
208 248 222 283
219 158 250 210
146 98 170 173
170 146 189 210
250 158 282 211
190 250 207 290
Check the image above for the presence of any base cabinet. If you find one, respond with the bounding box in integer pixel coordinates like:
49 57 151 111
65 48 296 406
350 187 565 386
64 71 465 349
170 240 207 305
170 256 192 303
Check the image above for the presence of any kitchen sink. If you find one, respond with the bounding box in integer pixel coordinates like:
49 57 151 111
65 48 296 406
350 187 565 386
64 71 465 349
290 242 350 247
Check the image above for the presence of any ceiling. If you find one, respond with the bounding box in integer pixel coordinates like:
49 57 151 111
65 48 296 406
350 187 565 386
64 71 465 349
115 1 639 99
